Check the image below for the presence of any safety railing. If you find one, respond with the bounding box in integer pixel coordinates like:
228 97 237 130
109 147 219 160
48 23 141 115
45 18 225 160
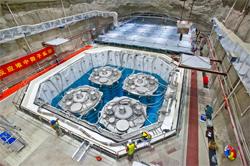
12 84 29 110
13 69 181 159
34 98 166 142
118 12 180 22
118 12 212 33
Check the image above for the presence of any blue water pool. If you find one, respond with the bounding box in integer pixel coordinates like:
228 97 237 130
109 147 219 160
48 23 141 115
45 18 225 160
51 66 168 126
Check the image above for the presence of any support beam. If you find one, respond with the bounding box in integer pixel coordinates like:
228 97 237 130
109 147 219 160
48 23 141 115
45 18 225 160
210 59 222 63
178 64 227 76
213 79 241 118
223 0 239 24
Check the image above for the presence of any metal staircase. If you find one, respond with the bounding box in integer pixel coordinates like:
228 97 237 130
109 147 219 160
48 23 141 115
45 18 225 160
72 140 90 162
0 116 26 152
150 127 163 137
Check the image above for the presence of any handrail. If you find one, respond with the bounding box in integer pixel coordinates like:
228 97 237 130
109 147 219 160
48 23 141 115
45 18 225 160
118 15 178 24
118 12 212 32
35 99 166 142
118 12 180 21
21 85 178 158
0 10 118 44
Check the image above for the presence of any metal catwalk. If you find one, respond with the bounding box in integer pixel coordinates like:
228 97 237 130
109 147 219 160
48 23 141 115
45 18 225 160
96 17 193 54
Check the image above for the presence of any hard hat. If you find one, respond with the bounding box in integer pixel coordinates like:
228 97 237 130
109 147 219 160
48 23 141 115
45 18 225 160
50 120 56 125
142 132 147 137
128 139 132 144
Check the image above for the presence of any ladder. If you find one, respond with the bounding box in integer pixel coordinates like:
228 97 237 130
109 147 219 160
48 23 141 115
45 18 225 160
72 140 90 162
150 127 163 137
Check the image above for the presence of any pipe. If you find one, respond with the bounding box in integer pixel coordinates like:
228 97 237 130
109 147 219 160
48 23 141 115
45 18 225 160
234 0 250 33
213 78 241 118
60 0 72 36
180 0 186 21
241 104 250 117
60 0 67 18
216 62 247 166
207 37 248 166
222 61 243 115
5 3 33 53
223 0 239 24
218 58 250 160
234 12 246 33
223 75 250 161
242 0 250 13
188 0 196 19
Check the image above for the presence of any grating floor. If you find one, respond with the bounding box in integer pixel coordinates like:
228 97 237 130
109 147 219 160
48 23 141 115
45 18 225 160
96 18 193 54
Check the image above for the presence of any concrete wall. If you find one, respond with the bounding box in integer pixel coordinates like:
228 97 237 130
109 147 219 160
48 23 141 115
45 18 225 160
210 29 250 165
0 16 112 64
0 0 248 33
0 0 249 63
0 16 112 90
0 0 249 43
224 9 250 43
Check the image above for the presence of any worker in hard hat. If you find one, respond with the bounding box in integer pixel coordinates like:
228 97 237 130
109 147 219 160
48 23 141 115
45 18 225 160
126 139 137 161
205 105 213 120
50 118 62 136
141 131 152 147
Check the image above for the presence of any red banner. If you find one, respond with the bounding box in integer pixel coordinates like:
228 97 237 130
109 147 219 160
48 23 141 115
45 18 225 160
0 47 55 80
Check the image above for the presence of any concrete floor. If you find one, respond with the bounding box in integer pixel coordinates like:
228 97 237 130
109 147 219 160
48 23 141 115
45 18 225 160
196 72 242 166
0 109 188 166
0 70 222 166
